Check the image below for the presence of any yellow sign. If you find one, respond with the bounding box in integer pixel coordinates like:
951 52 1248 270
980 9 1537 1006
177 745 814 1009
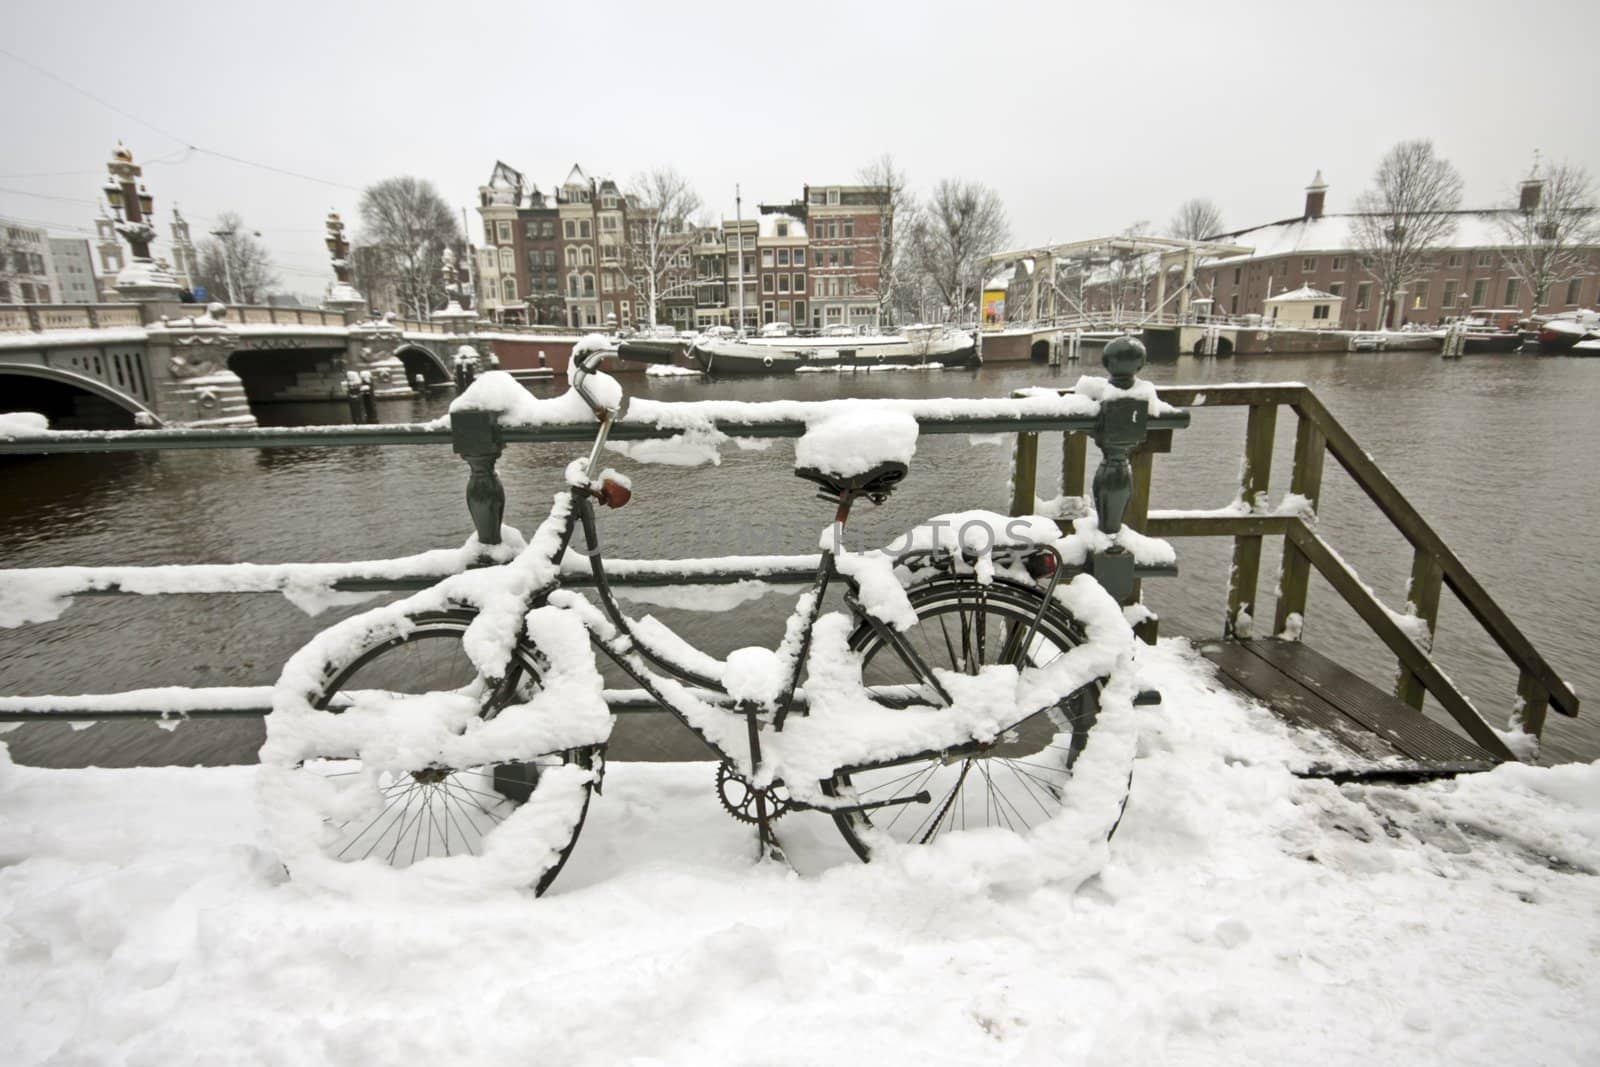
981 290 1006 329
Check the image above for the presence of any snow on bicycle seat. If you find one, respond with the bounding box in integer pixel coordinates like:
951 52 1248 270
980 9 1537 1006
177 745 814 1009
793 409 918 498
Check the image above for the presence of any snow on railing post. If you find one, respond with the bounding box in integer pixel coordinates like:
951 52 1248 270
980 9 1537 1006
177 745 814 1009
1088 335 1149 606
450 409 505 546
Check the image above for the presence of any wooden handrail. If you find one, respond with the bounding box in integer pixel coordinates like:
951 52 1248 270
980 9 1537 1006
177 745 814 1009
1026 379 1578 745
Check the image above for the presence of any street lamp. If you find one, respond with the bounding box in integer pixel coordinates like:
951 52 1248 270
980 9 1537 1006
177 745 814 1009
208 220 262 306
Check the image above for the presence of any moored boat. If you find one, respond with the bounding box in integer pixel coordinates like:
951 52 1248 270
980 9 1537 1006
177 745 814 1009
688 326 979 375
1536 313 1599 353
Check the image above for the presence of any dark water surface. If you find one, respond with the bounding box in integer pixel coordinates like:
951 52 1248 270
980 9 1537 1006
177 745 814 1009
3 350 1597 765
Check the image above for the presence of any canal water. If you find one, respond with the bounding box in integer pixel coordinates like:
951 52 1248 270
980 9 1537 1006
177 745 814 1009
3 349 1597 766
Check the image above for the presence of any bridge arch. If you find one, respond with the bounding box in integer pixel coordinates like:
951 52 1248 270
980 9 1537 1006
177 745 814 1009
0 362 158 430
1030 339 1052 362
394 343 452 387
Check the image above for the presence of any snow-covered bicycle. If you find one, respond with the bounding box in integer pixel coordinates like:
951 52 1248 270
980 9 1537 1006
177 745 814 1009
261 341 1168 894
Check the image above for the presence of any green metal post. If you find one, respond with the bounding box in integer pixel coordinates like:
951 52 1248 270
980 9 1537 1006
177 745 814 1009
451 410 505 546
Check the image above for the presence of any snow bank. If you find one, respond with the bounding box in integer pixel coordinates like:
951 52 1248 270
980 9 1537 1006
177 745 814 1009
4 641 1597 1065
0 411 49 438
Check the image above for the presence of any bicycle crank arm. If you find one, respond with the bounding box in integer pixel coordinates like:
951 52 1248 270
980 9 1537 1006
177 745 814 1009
791 790 932 817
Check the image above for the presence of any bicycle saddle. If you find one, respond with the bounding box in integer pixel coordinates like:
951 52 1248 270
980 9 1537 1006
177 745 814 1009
794 460 908 502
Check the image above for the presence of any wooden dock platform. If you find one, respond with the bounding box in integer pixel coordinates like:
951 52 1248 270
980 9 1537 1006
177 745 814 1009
1199 638 1502 781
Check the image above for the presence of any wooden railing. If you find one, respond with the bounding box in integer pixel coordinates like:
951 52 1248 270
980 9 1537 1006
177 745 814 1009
1009 383 1579 757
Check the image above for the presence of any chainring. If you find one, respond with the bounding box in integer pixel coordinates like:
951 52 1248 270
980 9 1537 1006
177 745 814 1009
715 761 790 824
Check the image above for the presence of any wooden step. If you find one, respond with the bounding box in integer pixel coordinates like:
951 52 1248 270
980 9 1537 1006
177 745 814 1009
1198 638 1502 780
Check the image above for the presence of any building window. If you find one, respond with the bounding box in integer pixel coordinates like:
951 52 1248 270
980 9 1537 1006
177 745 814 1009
761 249 774 268
1230 294 1239 314
499 248 515 272
1355 282 1371 310
545 250 555 268
1470 279 1487 307
564 221 575 239
1567 277 1584 306
1329 282 1344 298
794 300 805 320
581 247 593 266
776 223 788 237
777 249 789 266
1411 282 1428 309
827 189 840 205
601 215 618 232
794 249 805 267
810 190 826 205
569 274 580 297
602 272 613 293
1442 280 1458 309
602 300 614 319
1475 253 1492 268
541 222 553 237
843 220 854 238
1447 254 1462 268
1233 268 1241 284
793 273 805 291
1302 256 1317 272
1331 256 1345 271
778 275 789 293
762 275 775 293
1503 278 1520 306
579 221 592 239
763 301 775 323
602 194 617 209
503 278 516 301
843 249 854 267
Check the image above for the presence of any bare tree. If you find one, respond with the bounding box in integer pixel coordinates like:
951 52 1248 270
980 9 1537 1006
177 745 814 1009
195 212 277 304
1496 161 1600 313
911 179 1009 322
1169 198 1223 241
1101 222 1159 321
1351 140 1463 328
358 177 462 319
858 154 918 327
622 168 702 329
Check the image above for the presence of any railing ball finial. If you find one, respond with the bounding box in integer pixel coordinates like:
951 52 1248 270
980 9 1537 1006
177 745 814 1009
1103 335 1146 389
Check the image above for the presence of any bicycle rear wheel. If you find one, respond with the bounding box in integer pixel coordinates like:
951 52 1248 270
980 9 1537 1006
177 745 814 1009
822 579 1097 861
272 609 600 895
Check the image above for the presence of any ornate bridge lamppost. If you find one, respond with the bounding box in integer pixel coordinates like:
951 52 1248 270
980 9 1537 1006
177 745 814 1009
323 211 368 318
103 143 180 303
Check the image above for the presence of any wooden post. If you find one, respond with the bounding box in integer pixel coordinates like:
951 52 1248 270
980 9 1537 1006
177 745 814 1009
1010 431 1039 517
1226 402 1278 638
1128 445 1157 643
1061 432 1087 520
1272 413 1326 637
1395 548 1443 709
1515 670 1549 742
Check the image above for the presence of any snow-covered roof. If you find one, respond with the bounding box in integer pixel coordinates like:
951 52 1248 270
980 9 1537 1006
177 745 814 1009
563 163 589 189
757 213 806 239
1208 210 1518 265
1265 285 1340 303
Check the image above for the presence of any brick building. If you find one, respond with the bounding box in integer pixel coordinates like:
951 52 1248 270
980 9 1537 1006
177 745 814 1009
2 219 58 304
803 184 887 330
1198 172 1600 330
475 163 894 333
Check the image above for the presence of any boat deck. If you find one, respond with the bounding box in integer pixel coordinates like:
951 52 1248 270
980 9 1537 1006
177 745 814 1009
1198 638 1503 782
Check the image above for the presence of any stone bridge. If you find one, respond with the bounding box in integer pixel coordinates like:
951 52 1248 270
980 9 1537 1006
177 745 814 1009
0 301 586 429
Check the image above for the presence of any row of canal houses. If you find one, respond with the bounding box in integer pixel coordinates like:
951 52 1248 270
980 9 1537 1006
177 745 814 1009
473 162 892 333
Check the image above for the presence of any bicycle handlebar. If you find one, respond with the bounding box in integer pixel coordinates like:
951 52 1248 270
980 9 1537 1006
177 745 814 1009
570 343 619 419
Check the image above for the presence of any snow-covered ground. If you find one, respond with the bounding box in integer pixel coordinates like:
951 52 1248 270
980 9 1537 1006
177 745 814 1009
2 639 1597 1066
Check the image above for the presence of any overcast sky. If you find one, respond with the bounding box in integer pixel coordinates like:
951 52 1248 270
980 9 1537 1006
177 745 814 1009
5 0 1597 298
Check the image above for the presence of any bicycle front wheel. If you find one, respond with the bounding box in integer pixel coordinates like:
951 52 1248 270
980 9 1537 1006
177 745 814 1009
822 579 1097 861
269 609 600 895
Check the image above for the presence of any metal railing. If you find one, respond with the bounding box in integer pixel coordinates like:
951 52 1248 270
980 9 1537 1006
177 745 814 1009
0 375 1188 722
1008 383 1579 757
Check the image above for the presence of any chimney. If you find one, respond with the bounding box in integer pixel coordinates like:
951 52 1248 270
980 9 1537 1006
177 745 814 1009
1520 154 1544 212
1304 170 1328 220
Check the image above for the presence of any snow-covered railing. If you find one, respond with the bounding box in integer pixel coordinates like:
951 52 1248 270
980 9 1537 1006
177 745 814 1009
1010 380 1579 756
0 340 1189 724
